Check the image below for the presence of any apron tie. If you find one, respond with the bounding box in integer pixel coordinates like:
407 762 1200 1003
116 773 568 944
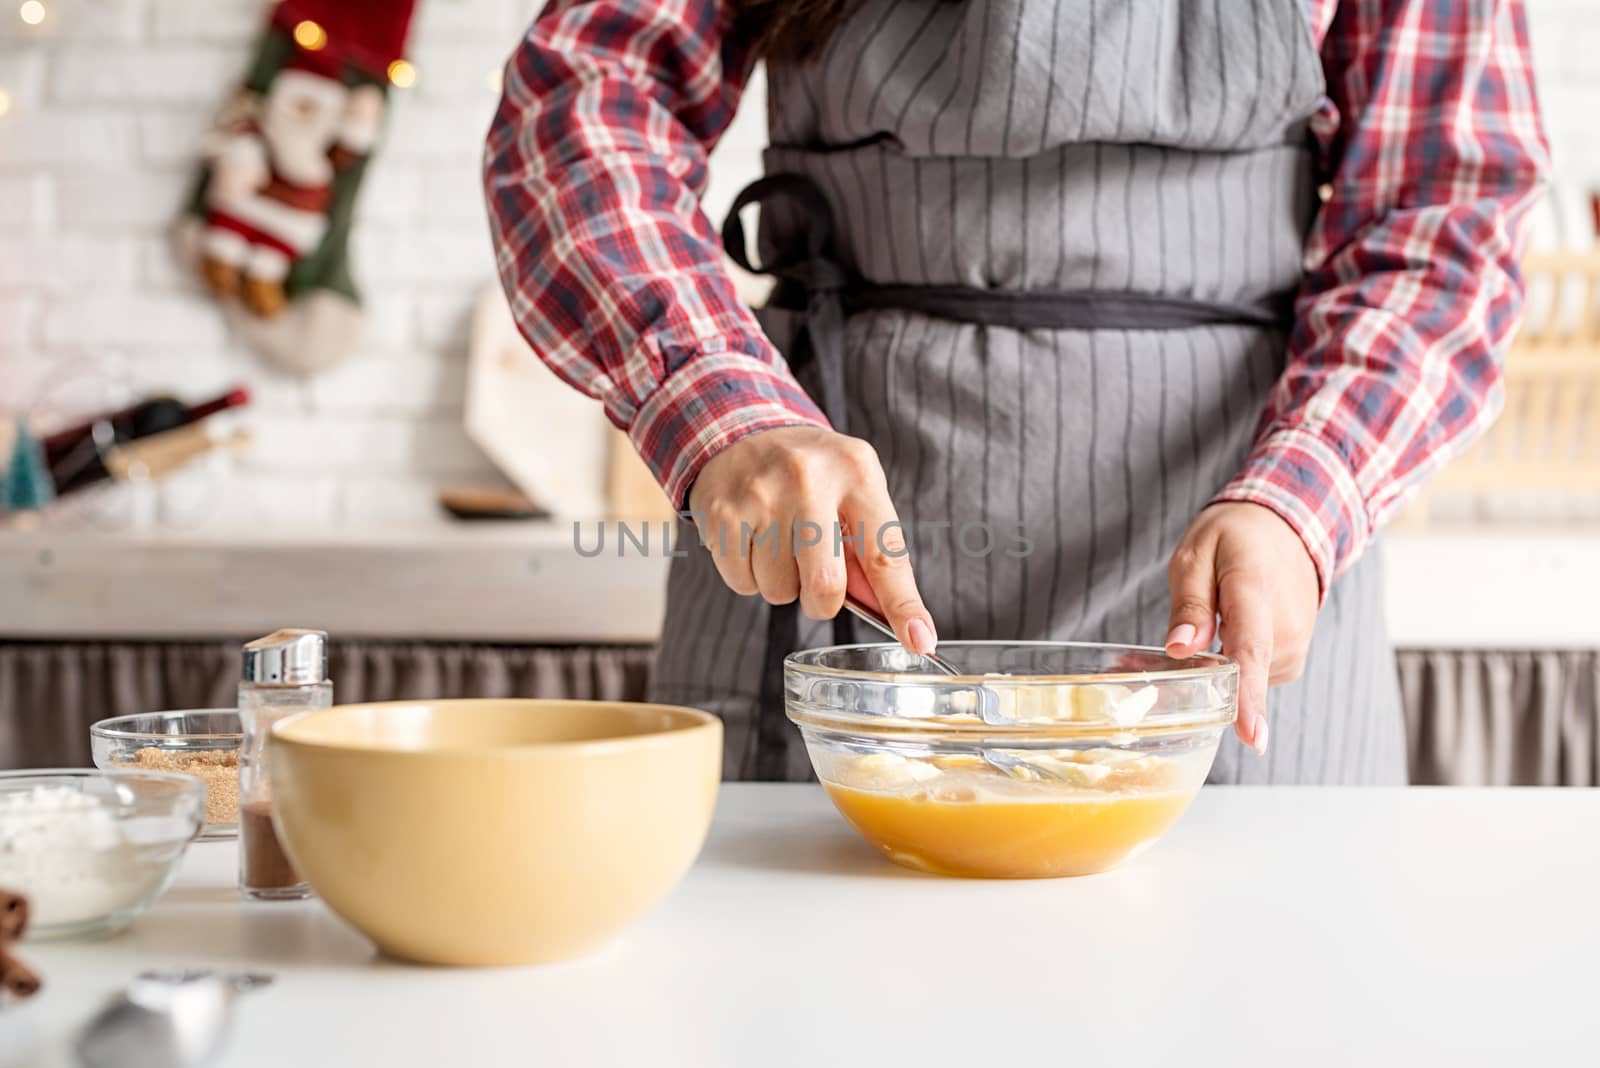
723 175 857 780
722 174 854 433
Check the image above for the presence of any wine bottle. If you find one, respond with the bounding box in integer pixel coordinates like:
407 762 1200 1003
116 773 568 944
41 388 249 465
44 387 251 497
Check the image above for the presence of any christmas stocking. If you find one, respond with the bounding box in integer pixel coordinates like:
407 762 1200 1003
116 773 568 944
178 0 417 376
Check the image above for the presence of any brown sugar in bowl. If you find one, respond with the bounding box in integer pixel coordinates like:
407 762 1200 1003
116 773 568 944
90 710 243 840
268 699 721 967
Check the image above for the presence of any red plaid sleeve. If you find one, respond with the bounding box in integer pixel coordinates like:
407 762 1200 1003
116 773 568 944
483 0 828 509
1215 0 1551 596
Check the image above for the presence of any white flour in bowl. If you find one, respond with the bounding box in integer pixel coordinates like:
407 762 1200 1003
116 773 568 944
0 785 182 928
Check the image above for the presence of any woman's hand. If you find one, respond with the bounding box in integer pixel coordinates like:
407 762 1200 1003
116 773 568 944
687 427 938 655
1163 502 1321 754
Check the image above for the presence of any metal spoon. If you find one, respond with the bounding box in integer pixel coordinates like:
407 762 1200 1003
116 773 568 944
840 595 963 676
835 599 1158 786
839 597 1098 785
75 971 273 1068
978 748 1092 785
839 596 1010 726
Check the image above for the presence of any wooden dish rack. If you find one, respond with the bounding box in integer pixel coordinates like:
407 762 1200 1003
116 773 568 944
1400 249 1600 525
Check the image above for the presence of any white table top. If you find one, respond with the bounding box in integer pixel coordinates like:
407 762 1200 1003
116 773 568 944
7 784 1600 1067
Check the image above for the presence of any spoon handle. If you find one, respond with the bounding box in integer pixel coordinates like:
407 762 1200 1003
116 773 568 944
840 596 962 676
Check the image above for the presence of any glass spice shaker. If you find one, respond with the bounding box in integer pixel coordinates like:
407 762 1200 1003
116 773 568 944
237 628 330 900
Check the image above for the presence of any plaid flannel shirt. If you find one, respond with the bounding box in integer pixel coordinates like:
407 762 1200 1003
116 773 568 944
484 0 1550 593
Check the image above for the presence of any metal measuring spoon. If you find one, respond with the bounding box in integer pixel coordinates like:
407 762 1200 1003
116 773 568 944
74 971 274 1068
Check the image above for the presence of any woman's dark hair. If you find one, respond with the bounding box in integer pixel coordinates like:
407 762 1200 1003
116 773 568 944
736 0 863 63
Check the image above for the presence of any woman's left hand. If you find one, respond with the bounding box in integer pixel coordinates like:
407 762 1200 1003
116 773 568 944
1163 502 1321 754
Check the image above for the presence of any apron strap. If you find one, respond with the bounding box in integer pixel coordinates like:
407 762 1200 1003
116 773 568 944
722 175 852 433
843 284 1293 331
727 175 1294 333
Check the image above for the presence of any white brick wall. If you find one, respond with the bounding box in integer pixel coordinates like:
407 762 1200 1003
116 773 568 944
0 0 600 530
0 177 50 229
0 0 1586 531
1527 0 1600 187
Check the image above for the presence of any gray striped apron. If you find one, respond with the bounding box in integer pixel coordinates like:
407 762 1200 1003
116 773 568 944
648 0 1409 785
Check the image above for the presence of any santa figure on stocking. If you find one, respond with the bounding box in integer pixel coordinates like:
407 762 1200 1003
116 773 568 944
179 0 416 375
201 67 384 318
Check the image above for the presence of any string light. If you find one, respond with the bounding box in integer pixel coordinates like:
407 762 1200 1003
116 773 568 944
18 1 45 26
292 19 326 51
386 59 417 88
0 89 12 118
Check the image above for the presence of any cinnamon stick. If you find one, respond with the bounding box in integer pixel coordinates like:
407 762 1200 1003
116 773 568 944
0 950 41 999
0 891 25 942
0 888 40 1001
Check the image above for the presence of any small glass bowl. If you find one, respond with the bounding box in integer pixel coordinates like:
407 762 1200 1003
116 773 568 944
0 769 204 940
90 710 242 841
785 642 1238 879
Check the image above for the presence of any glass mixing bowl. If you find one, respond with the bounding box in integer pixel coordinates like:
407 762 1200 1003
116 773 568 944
90 710 242 840
0 769 204 940
785 642 1237 878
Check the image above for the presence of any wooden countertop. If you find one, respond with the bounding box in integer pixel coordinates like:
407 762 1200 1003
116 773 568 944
2 525 1596 648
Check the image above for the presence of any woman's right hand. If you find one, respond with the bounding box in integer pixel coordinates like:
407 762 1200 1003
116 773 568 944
687 426 938 655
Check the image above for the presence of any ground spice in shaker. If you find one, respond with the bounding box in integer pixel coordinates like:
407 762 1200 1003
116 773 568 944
239 801 302 892
237 629 329 901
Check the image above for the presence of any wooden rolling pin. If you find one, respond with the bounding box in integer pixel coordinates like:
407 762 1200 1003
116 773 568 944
103 422 253 482
437 485 547 520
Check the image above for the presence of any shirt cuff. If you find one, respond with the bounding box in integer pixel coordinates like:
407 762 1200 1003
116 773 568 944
1211 426 1371 602
628 349 830 510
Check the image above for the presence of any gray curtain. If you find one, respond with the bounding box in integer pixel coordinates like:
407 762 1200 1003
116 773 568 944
0 641 654 770
3 642 1596 784
1396 649 1600 786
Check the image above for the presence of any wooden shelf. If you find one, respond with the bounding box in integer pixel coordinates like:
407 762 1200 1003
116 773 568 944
3 525 1596 650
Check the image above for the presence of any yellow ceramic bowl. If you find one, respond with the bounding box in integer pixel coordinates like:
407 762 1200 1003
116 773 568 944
269 699 721 966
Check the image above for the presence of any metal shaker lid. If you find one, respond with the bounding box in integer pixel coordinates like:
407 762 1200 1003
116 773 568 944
241 629 328 685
